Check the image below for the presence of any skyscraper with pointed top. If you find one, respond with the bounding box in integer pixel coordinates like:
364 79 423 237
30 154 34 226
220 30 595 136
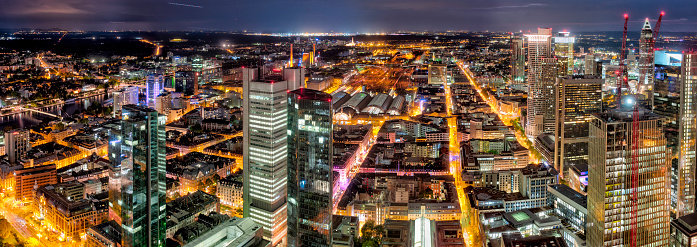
639 18 655 108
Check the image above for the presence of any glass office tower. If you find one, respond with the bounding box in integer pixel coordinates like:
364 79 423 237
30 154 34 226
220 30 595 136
114 104 167 247
287 88 333 247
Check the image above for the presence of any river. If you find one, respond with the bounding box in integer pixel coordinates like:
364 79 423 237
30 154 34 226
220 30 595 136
0 93 108 129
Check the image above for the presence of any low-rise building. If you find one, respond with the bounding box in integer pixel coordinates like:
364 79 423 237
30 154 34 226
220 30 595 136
217 175 243 209
15 164 57 201
34 182 109 242
86 220 121 247
166 190 220 238
671 212 697 247
331 215 358 247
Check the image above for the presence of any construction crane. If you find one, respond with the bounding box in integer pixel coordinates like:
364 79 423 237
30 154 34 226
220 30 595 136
630 12 663 247
616 14 629 107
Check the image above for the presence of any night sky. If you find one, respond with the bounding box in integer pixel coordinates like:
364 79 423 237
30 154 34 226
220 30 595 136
2 0 696 32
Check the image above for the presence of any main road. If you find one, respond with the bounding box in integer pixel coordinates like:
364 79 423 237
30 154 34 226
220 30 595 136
445 65 484 247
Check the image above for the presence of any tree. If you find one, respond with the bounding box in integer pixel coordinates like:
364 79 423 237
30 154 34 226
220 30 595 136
213 174 221 183
197 181 205 190
205 178 214 187
54 122 66 131
190 123 203 133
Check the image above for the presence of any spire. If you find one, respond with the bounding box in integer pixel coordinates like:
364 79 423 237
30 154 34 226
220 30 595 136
642 18 652 30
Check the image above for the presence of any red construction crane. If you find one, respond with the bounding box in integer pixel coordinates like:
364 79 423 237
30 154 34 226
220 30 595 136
616 14 629 107
630 12 663 247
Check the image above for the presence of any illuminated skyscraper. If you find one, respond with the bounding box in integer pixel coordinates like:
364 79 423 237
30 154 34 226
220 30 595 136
588 108 670 247
243 67 303 245
676 52 697 218
510 37 526 89
111 105 167 247
286 88 333 247
525 28 557 137
553 31 575 76
5 129 30 164
553 75 602 179
638 19 655 107
146 74 164 108
652 51 683 217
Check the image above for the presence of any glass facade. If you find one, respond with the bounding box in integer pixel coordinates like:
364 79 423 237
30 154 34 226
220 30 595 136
114 105 167 247
243 68 302 245
287 88 333 247
588 109 671 247
677 53 697 218
554 76 603 178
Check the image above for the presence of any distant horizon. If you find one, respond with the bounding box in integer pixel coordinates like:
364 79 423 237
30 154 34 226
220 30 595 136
3 0 697 33
3 28 697 35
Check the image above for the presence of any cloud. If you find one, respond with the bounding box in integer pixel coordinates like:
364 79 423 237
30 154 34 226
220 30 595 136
473 3 547 10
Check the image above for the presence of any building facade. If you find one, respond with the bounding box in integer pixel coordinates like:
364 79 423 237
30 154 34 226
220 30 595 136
588 109 670 247
146 73 164 108
287 88 334 247
510 37 526 87
242 67 302 245
114 105 167 247
553 32 574 76
525 28 557 137
553 75 602 179
5 129 30 164
14 164 57 201
638 19 655 107
677 52 697 218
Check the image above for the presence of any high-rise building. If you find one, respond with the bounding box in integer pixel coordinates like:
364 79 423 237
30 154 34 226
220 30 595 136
588 108 670 247
111 104 167 247
676 52 697 218
5 129 30 164
243 67 303 245
155 92 172 117
286 88 333 247
554 31 575 76
638 19 655 107
113 86 139 117
553 76 602 179
146 74 164 108
510 37 526 89
653 51 683 217
525 28 557 137
584 55 597 76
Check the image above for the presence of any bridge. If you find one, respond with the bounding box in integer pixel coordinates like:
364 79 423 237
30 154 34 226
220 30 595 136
17 107 61 118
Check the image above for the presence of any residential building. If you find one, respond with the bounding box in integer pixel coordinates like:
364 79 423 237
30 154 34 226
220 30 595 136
217 176 243 209
165 190 219 238
525 28 557 137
